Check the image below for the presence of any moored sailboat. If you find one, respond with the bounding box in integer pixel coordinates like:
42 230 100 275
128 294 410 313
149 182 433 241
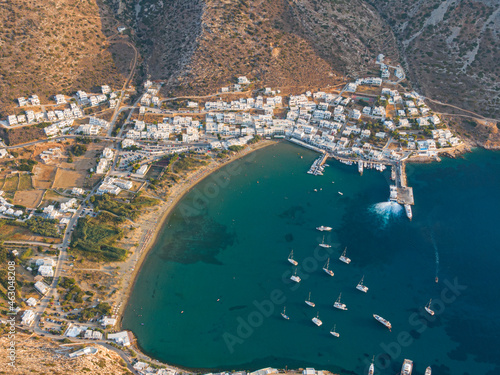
288 250 298 266
290 268 301 283
425 299 435 316
330 324 339 337
305 292 315 307
319 235 331 248
281 306 289 320
339 247 351 264
356 275 368 293
333 292 348 310
323 258 334 276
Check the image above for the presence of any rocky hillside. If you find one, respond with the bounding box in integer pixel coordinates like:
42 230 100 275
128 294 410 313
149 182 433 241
113 0 399 95
0 0 133 117
368 0 500 119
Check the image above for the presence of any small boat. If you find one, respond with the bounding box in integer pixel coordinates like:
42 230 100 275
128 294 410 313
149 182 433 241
425 366 431 375
338 191 343 195
290 268 301 283
314 188 318 192
319 235 331 248
339 247 351 264
356 275 368 293
288 250 298 266
368 357 375 375
401 359 413 375
373 314 392 331
305 292 315 307
316 225 332 231
425 299 435 316
281 306 289 320
330 324 339 337
323 258 334 276
333 292 348 310
435 276 439 283
312 312 323 326
404 204 412 220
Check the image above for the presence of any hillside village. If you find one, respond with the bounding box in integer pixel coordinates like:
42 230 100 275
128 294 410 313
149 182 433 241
0 53 468 374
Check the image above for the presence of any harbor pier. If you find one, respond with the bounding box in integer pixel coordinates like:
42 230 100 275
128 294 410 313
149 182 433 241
395 162 414 206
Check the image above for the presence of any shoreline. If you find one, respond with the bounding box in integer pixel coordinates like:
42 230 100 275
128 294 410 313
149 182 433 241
117 140 279 333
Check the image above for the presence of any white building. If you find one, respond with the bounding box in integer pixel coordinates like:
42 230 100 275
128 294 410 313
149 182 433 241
26 297 37 307
55 94 66 104
21 310 36 326
101 85 111 94
34 281 50 295
38 265 54 277
107 331 131 346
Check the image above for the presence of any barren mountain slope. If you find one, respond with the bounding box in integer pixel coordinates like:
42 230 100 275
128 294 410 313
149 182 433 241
114 0 400 95
368 0 500 118
0 0 132 117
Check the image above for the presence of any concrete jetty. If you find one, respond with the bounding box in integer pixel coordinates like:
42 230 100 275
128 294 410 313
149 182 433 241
395 162 414 205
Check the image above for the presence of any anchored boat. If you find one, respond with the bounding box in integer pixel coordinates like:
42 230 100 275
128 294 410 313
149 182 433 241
319 235 331 248
323 258 334 276
356 275 368 293
330 324 340 337
305 292 315 307
401 359 413 375
288 250 298 266
316 225 332 231
339 247 351 264
333 292 348 310
425 366 432 375
290 268 301 283
373 314 392 330
425 299 435 316
312 312 323 326
281 306 289 320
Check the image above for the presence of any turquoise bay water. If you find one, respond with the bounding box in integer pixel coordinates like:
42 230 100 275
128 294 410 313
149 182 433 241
123 143 500 375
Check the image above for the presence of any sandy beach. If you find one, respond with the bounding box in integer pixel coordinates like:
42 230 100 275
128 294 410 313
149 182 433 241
115 140 278 330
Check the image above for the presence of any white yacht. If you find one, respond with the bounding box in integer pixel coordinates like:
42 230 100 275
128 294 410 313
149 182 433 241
288 250 298 266
305 292 315 307
290 268 301 283
339 247 351 264
425 299 435 316
330 324 339 337
356 276 368 293
338 191 343 195
425 366 431 375
358 160 363 175
312 312 323 326
319 235 331 248
401 359 413 375
323 258 334 276
316 225 332 231
373 314 392 330
405 204 412 220
390 185 398 202
333 292 348 310
281 306 289 320
368 358 374 375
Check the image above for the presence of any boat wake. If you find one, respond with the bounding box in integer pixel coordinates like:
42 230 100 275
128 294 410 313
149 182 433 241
370 201 403 226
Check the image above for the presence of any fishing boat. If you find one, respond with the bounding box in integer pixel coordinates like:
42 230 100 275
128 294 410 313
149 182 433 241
400 359 413 375
330 324 339 337
316 225 332 231
333 293 348 310
356 275 368 293
288 250 298 266
281 306 289 320
312 312 323 326
339 247 351 264
319 235 331 248
323 258 334 276
305 292 315 307
290 268 301 283
373 314 392 330
425 299 435 316
425 366 431 375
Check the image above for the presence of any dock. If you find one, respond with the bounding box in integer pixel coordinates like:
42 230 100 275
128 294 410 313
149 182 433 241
395 162 414 205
